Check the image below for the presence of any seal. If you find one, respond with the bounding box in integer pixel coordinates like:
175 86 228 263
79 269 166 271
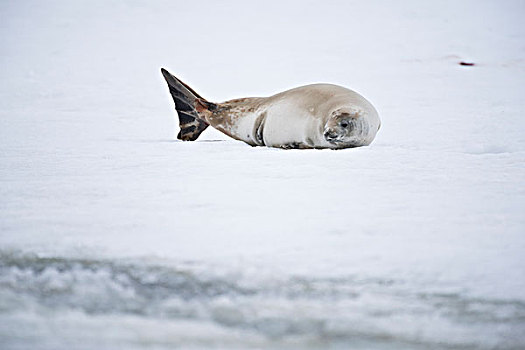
161 68 380 149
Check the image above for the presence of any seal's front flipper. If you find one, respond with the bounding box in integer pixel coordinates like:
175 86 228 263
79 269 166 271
161 68 216 141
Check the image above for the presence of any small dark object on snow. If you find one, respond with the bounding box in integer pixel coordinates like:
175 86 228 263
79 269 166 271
460 62 475 66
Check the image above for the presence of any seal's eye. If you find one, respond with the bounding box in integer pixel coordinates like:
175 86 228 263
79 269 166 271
340 121 349 128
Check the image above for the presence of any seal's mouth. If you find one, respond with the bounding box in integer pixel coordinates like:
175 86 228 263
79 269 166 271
326 137 343 144
323 129 364 148
323 130 340 143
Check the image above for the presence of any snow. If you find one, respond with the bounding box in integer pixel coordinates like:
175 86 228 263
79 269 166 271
1 0 525 349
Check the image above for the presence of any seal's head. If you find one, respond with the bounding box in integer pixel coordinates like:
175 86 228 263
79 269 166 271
323 106 380 148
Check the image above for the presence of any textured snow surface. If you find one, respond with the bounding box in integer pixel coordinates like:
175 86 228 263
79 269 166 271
1 0 525 349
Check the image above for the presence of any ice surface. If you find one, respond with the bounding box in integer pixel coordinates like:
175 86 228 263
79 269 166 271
1 0 525 349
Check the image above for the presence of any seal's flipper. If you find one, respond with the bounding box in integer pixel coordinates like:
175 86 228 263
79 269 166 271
161 68 215 141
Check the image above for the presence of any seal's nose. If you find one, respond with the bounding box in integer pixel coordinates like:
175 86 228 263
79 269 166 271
324 129 338 141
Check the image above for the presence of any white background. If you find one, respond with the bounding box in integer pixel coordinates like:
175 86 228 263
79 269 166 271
1 1 524 349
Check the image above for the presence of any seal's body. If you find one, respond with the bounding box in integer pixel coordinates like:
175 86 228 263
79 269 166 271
161 68 380 149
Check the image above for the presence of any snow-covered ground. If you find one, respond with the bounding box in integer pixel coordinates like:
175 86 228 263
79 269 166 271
1 0 525 349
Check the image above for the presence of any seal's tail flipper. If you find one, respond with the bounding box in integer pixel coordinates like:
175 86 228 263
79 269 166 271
161 68 216 141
